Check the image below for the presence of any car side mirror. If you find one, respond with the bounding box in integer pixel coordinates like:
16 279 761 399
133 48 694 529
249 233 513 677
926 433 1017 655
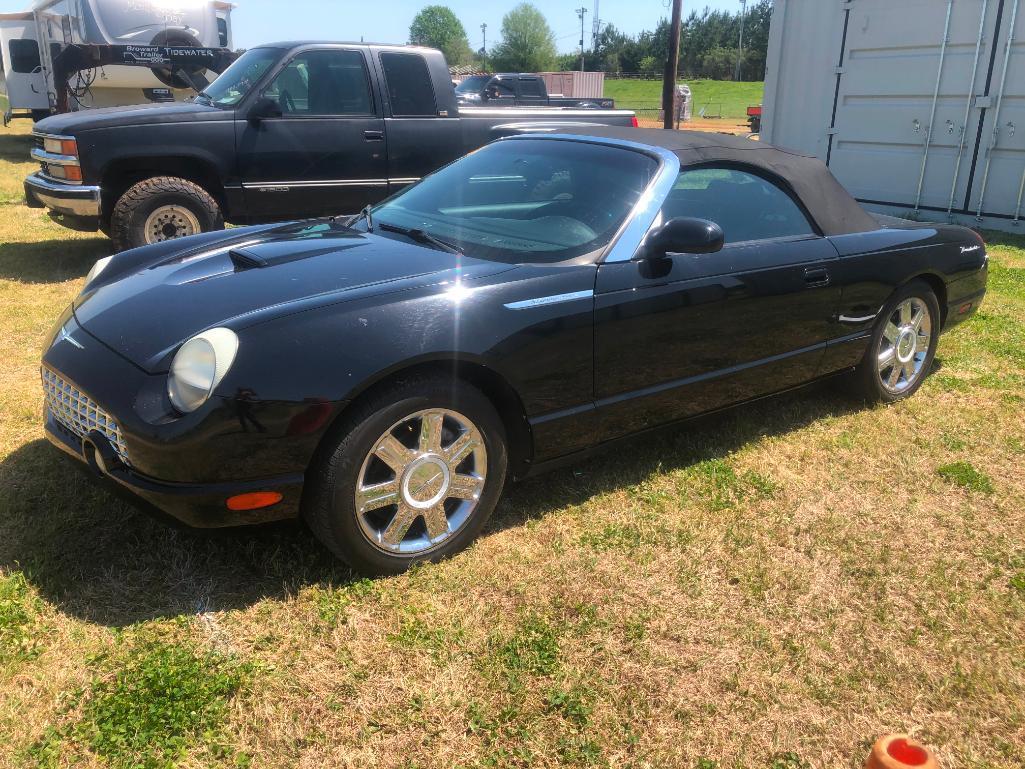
249 96 282 122
641 217 724 258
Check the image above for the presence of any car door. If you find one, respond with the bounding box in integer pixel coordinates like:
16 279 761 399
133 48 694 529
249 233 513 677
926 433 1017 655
593 165 841 441
236 47 387 220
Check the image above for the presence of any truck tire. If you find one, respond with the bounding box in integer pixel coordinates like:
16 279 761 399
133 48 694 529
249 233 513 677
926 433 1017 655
110 176 223 252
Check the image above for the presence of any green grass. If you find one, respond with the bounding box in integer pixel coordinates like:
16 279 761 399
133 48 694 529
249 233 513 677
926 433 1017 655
937 461 995 493
604 78 764 119
26 633 253 768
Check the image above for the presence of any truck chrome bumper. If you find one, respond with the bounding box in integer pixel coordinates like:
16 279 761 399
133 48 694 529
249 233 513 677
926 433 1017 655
24 172 101 218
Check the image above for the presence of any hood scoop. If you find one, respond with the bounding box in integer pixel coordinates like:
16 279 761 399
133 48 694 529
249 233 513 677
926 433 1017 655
227 239 364 271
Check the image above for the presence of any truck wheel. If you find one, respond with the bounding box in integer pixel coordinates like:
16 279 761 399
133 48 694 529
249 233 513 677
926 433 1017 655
110 176 223 252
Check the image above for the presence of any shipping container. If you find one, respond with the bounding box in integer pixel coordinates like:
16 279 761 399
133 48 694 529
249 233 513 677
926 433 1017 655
762 0 1025 231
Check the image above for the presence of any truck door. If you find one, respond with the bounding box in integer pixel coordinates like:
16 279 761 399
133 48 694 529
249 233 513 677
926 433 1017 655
236 47 388 219
0 22 50 114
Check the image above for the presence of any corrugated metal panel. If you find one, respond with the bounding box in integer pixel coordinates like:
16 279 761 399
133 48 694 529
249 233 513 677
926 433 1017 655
539 71 605 98
763 0 1025 227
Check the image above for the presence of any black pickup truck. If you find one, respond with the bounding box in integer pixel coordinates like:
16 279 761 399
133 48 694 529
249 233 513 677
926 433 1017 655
24 43 636 251
454 73 615 109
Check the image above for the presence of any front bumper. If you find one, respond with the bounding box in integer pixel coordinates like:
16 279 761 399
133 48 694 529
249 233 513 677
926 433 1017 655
44 413 305 528
24 172 101 219
39 313 325 528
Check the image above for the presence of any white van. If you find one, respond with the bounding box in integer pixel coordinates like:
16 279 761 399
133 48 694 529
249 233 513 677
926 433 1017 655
1 0 235 122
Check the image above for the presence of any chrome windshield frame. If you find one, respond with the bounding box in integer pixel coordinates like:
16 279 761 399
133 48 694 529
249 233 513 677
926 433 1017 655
496 133 680 264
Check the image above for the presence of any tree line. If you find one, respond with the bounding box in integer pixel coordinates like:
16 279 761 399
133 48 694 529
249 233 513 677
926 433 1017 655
408 2 772 80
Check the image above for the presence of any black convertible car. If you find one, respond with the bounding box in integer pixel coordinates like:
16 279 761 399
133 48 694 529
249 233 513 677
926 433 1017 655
42 128 987 574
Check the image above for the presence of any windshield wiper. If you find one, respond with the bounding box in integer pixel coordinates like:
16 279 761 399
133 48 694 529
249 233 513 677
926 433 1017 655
343 205 374 232
378 222 463 255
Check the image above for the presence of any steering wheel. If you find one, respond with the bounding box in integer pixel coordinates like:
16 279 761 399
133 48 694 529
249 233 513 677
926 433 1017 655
280 89 296 113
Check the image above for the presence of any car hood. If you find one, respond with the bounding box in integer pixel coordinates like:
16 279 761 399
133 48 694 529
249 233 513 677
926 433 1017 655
74 223 514 372
34 102 228 135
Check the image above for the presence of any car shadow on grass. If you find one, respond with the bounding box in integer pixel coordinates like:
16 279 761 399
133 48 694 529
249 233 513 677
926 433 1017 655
0 130 33 163
0 235 110 283
0 379 867 627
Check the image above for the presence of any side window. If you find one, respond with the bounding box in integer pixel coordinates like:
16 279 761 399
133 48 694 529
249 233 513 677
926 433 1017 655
379 52 438 116
519 78 545 97
660 166 815 244
9 39 41 74
217 18 229 48
492 78 516 97
263 49 373 116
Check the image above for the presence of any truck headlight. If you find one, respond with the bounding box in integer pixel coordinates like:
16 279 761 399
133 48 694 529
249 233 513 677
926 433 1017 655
167 328 239 413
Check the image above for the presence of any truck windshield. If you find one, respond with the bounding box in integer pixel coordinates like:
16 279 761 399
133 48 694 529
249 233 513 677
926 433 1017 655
196 47 282 107
364 139 658 264
454 75 490 94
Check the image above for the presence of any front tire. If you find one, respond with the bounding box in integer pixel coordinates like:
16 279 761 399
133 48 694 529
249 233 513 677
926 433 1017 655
304 376 508 575
851 280 940 403
110 176 223 252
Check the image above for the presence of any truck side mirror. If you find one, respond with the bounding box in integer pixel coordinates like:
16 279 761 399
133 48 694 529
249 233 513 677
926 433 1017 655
249 96 282 122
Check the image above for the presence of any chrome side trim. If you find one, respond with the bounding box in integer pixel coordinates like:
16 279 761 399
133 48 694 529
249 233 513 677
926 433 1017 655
389 177 421 185
242 179 389 189
839 314 878 324
504 290 594 310
31 147 80 166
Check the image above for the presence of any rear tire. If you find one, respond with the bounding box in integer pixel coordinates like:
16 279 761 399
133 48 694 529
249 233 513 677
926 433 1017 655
303 375 508 575
110 176 223 252
850 280 940 403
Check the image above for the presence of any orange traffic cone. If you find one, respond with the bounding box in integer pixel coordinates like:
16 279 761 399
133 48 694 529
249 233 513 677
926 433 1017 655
866 735 938 769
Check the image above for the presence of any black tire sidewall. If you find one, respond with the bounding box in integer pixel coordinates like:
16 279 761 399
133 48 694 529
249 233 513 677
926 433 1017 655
306 379 508 575
111 178 222 252
858 281 941 403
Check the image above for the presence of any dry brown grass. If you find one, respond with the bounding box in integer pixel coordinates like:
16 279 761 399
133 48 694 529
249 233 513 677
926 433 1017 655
1 119 1024 769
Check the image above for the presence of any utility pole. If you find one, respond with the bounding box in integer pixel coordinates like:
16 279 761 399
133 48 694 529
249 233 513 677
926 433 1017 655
662 0 682 129
576 6 588 72
480 22 487 72
592 0 600 50
734 0 747 82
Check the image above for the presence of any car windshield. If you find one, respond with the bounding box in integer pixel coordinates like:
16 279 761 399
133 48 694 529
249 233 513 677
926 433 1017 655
364 139 658 264
455 75 490 94
196 47 282 107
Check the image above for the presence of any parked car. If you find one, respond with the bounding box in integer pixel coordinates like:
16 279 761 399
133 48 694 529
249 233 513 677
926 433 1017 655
454 73 615 109
41 128 987 574
23 43 637 251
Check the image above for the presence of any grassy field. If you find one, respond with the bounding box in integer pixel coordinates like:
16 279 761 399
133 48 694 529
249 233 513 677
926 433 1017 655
604 79 764 120
1 118 1024 769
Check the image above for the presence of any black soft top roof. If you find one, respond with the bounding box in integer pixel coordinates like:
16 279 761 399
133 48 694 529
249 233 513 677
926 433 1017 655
559 127 879 236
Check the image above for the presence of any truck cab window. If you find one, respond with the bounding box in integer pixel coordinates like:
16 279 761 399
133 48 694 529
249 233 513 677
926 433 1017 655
490 78 516 97
264 49 373 115
518 78 545 97
217 18 229 48
9 39 41 73
380 52 437 116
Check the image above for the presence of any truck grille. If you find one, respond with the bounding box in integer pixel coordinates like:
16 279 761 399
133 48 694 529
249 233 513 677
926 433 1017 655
42 368 130 466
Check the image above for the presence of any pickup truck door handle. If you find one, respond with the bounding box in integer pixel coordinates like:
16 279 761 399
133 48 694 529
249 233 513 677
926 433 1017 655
803 266 830 287
363 130 384 141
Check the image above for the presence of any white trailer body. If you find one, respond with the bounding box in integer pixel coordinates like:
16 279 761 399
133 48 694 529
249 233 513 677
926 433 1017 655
1 0 235 117
762 0 1025 232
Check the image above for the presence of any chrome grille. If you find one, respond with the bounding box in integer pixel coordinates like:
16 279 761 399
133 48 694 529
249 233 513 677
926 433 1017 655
42 368 130 465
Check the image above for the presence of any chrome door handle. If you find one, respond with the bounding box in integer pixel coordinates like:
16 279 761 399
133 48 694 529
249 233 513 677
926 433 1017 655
804 267 830 287
364 130 384 141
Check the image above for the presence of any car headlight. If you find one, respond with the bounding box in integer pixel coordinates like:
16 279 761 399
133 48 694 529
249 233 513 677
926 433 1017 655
167 328 239 413
84 255 113 287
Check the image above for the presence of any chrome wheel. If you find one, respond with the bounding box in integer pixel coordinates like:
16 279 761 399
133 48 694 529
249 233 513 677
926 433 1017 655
144 205 201 243
354 408 487 555
877 297 932 394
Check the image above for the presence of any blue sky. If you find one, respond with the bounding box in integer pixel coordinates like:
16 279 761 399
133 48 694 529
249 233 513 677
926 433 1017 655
227 1 745 53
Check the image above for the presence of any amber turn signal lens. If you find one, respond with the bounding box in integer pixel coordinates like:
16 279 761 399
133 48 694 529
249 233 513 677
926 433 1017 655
226 491 283 511
60 139 78 156
62 165 83 182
